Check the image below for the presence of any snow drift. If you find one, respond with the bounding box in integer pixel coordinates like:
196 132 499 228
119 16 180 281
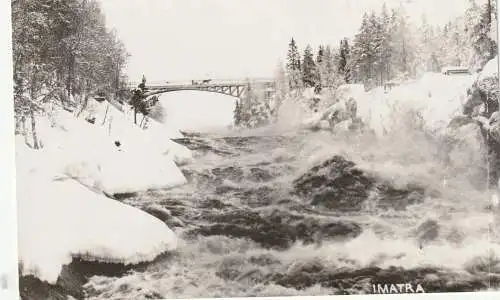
31 110 187 195
87 100 194 165
16 97 196 283
17 139 178 284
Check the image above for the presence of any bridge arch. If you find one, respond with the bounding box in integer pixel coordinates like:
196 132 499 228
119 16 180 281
144 84 248 99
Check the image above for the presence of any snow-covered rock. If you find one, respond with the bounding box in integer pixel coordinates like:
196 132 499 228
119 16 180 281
16 140 178 284
351 74 474 138
300 112 325 130
463 56 499 139
318 120 331 130
298 84 369 133
444 117 486 173
334 84 365 105
486 112 500 143
299 86 358 130
285 70 482 141
478 55 499 82
163 137 195 166
333 119 352 133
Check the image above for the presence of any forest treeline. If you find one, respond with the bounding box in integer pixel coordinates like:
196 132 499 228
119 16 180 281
283 0 498 91
11 0 129 147
235 1 498 129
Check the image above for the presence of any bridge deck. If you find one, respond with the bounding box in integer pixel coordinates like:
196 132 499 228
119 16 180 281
127 78 275 89
146 83 249 90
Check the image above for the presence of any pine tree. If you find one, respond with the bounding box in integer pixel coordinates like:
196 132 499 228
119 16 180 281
286 38 302 89
338 38 351 84
370 11 384 85
379 3 393 82
273 61 288 119
321 45 336 87
316 45 329 88
236 80 273 128
352 13 375 85
449 21 469 66
416 14 440 74
389 6 416 80
302 44 318 88
316 45 325 65
468 0 497 69
130 75 149 124
233 100 242 127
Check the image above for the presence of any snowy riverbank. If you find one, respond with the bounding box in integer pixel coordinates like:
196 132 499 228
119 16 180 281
17 98 194 286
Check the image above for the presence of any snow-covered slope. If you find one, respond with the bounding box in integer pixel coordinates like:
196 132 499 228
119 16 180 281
16 98 196 284
17 139 178 284
88 100 194 166
32 107 189 195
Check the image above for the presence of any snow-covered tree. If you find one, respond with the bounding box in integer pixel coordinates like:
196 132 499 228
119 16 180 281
370 12 385 85
316 45 329 88
389 6 417 80
286 38 302 89
352 13 377 86
415 14 441 74
466 0 498 70
338 39 352 84
316 45 325 66
272 61 288 121
236 81 274 128
12 0 129 146
129 75 156 126
233 100 242 127
378 3 393 82
320 45 335 87
302 44 319 88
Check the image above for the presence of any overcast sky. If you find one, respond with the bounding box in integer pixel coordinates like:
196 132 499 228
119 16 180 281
99 0 480 82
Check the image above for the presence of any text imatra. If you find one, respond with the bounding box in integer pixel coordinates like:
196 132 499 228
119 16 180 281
372 283 425 294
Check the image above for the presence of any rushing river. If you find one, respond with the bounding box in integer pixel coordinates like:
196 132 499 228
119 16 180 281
82 127 500 299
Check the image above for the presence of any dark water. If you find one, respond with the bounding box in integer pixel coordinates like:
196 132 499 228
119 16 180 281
80 130 500 299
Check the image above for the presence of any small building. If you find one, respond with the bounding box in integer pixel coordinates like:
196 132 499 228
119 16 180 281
93 96 106 102
441 67 471 76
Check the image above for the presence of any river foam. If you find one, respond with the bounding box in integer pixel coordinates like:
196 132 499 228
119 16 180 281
81 126 500 298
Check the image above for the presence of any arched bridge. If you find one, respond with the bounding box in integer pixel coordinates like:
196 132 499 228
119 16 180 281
127 78 276 100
